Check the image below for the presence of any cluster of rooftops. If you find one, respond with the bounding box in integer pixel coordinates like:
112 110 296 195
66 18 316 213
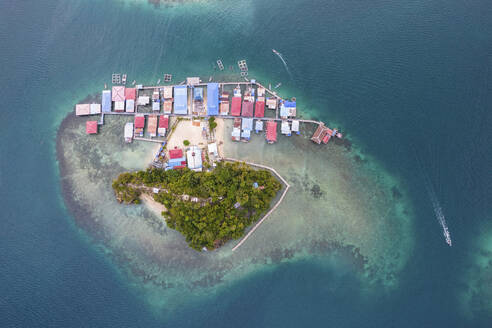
76 76 342 147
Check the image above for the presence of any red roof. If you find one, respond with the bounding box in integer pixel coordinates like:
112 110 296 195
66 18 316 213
125 88 136 100
86 121 98 134
266 121 277 142
169 148 183 159
134 116 145 128
322 134 331 144
242 100 253 117
159 115 169 128
231 97 241 116
254 101 265 118
173 165 186 170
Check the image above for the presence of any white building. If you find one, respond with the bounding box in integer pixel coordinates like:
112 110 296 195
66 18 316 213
208 143 218 157
124 123 134 143
186 146 203 172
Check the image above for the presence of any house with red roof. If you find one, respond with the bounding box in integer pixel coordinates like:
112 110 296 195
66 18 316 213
86 121 98 135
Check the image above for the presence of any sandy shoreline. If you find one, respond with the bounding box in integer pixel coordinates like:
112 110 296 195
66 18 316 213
140 193 167 216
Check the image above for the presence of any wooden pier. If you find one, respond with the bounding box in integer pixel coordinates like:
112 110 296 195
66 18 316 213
133 137 165 143
223 158 291 252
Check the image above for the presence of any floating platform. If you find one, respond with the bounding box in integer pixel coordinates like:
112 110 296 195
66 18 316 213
217 59 224 71
237 59 248 72
112 73 121 84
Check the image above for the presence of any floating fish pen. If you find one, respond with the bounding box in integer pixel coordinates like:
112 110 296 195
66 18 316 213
237 59 248 72
216 59 224 70
164 74 172 82
112 73 121 84
255 120 263 133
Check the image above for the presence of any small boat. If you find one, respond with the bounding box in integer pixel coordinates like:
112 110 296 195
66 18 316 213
132 80 136 85
209 76 213 82
157 79 161 84
274 83 282 89
122 74 127 84
104 83 107 89
272 49 280 55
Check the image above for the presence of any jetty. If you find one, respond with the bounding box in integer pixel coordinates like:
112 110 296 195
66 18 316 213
223 158 291 252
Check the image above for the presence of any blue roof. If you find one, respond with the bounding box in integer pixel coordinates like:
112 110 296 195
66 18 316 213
174 86 188 114
102 90 111 112
242 118 253 130
207 83 219 116
168 157 186 164
284 101 296 108
194 87 203 100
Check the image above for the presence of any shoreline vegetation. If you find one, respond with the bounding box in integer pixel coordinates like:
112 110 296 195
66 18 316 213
112 162 281 251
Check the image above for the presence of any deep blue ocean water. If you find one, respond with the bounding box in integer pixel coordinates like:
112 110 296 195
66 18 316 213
1 0 491 327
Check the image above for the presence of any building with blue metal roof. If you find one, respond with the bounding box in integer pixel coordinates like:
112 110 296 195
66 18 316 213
207 83 219 116
173 86 188 115
102 90 111 112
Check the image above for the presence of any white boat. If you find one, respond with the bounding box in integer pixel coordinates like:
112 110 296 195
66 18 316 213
122 74 127 84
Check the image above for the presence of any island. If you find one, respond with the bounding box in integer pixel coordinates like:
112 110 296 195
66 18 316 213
58 73 413 295
112 162 281 250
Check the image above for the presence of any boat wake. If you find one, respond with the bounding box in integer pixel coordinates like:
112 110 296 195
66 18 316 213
414 147 452 246
427 181 452 246
272 49 293 79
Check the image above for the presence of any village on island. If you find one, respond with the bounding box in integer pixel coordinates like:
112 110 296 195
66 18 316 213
74 59 343 251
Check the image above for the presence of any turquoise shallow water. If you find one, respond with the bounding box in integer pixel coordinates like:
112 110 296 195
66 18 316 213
1 0 492 327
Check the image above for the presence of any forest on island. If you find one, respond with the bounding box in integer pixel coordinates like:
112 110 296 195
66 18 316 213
112 162 282 250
